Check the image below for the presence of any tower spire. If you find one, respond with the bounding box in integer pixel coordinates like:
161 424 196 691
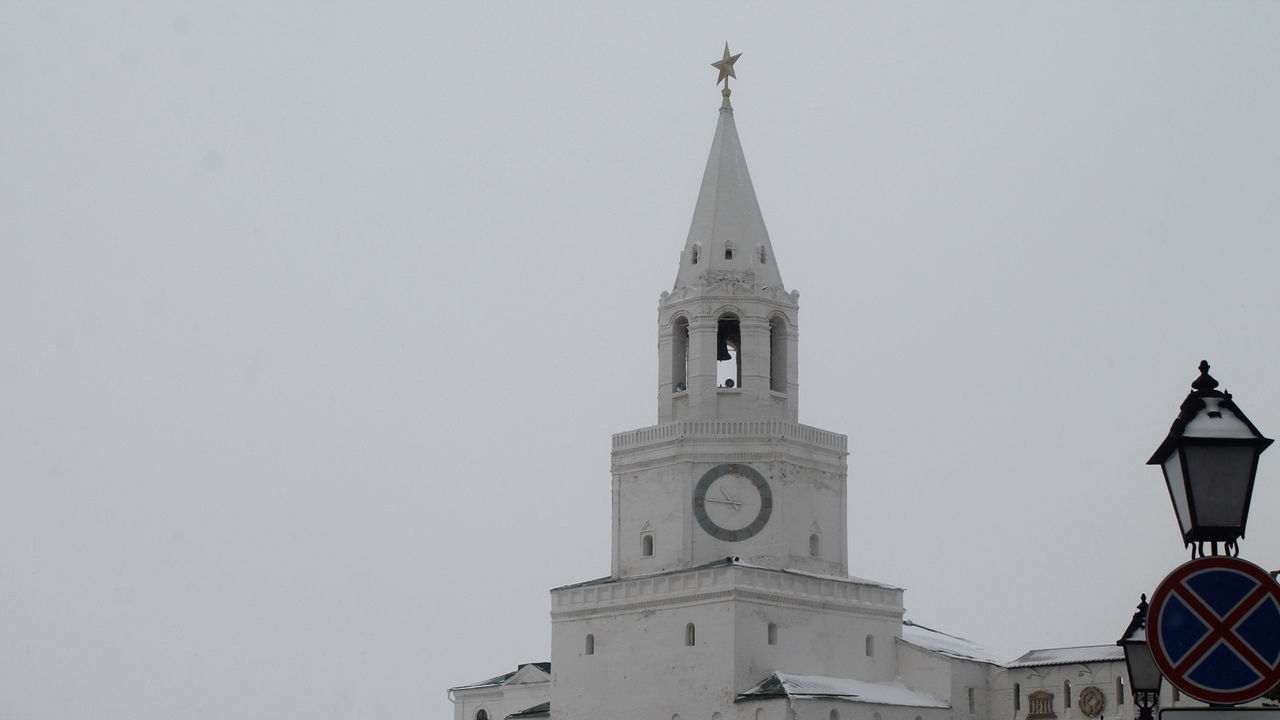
673 47 784 293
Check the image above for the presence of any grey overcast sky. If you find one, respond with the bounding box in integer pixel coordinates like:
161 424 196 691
3 2 1280 718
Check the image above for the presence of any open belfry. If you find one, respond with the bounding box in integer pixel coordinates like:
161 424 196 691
448 47 1150 720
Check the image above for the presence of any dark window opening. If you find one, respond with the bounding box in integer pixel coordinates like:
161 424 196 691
767 622 777 645
691 243 700 265
685 623 696 646
724 242 734 260
809 534 820 557
769 316 786 392
758 244 767 264
717 314 741 388
642 534 653 557
585 634 594 655
1014 684 1021 711
1064 681 1071 709
672 317 689 393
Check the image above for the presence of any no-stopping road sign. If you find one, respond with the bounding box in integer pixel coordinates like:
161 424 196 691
1148 556 1280 705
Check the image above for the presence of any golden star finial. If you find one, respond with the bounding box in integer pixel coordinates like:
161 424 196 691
711 43 742 89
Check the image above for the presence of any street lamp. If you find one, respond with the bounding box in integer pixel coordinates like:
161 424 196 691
1147 361 1272 556
1118 594 1161 720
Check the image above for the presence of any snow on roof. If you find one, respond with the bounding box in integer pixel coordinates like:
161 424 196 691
448 663 551 692
900 621 1007 665
738 672 948 708
1008 645 1123 668
553 556 900 592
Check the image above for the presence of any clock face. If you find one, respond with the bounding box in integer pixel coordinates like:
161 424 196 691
692 463 772 542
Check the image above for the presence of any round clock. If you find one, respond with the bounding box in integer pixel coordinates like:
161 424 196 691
692 463 773 541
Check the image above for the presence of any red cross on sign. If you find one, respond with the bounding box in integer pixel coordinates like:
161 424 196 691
1148 556 1280 705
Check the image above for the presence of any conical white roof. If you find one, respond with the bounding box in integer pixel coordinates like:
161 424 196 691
674 101 785 291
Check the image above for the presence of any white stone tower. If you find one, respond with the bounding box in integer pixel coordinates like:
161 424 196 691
548 50 907 720
613 73 848 581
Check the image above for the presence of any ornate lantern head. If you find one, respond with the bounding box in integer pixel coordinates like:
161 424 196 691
1148 361 1271 553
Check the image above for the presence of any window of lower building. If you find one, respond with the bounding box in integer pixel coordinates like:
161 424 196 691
585 633 594 655
685 623 695 646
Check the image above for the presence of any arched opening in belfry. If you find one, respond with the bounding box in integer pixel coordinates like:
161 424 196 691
672 317 689 393
717 313 741 388
769 315 787 393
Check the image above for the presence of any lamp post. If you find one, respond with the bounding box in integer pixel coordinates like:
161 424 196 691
1147 361 1273 557
1118 594 1161 720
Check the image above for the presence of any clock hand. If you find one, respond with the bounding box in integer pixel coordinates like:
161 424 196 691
705 497 742 508
720 486 741 510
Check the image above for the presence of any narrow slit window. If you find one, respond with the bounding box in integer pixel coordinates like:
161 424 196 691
685 623 696 646
691 243 700 265
1064 681 1071 708
724 242 734 260
641 534 654 557
1117 677 1126 705
672 317 689 393
585 634 594 655
767 622 777 645
758 244 767 264
865 634 874 657
809 534 820 557
1014 683 1021 711
769 316 787 393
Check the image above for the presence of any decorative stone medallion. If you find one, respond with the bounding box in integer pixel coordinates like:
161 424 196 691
1078 686 1105 717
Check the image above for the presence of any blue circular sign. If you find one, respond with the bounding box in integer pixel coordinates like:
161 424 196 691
1148 556 1280 705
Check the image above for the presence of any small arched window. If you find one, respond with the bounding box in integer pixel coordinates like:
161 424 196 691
585 633 594 655
685 623 696 646
724 241 734 260
691 243 700 265
809 534 820 557
767 622 777 645
830 710 840 720
641 534 654 557
865 634 874 656
476 711 489 720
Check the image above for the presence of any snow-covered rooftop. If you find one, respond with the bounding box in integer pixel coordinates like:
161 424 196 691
738 673 949 708
900 621 1007 665
1008 645 1123 668
553 556 900 592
